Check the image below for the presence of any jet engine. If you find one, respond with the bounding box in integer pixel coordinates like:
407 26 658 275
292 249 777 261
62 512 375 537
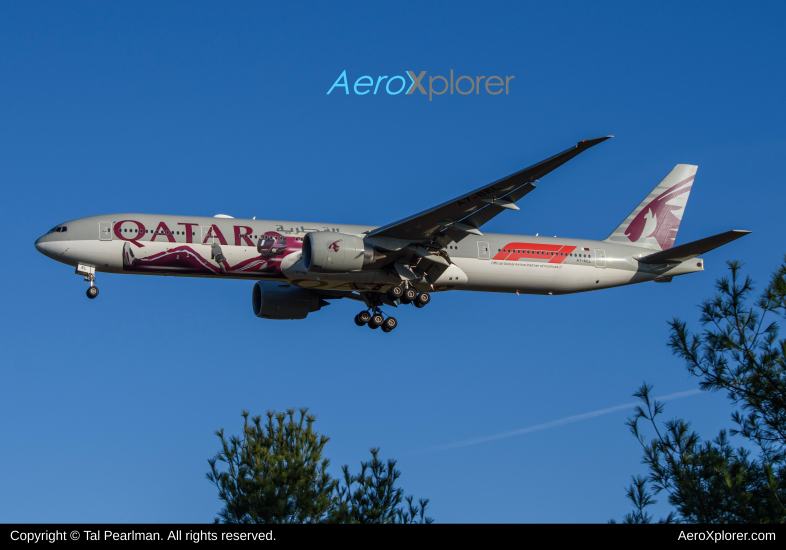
302 232 375 273
252 281 327 320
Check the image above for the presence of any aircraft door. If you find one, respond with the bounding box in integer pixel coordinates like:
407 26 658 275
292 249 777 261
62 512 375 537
99 221 112 241
201 226 214 245
478 241 490 260
594 249 606 268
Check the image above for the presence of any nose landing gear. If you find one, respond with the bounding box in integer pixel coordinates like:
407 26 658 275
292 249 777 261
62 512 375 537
76 264 99 299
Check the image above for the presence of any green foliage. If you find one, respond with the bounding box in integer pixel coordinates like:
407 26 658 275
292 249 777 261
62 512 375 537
618 258 786 524
206 409 335 523
331 448 430 524
612 475 675 524
207 408 432 524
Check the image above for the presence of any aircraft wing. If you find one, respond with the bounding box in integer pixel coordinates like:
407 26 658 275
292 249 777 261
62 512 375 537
366 136 612 245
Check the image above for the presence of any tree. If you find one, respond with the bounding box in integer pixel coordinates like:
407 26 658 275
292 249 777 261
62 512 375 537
617 258 786 523
207 408 432 523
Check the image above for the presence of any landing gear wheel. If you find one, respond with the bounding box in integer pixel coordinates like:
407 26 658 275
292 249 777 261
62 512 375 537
387 286 404 301
414 301 426 308
402 288 417 304
355 311 371 326
369 313 385 329
382 317 397 331
416 292 430 306
86 286 99 299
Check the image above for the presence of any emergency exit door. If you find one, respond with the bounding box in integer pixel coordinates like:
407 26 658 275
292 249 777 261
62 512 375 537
478 241 490 260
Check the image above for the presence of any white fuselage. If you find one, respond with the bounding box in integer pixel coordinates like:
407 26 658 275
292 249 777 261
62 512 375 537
34 213 704 296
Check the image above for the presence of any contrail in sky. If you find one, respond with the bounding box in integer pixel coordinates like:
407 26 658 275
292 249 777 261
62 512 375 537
411 389 703 455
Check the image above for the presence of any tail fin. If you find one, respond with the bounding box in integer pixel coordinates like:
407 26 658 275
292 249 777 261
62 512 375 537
605 164 697 251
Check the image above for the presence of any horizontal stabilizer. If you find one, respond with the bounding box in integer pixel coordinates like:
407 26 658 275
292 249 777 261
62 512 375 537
638 230 751 264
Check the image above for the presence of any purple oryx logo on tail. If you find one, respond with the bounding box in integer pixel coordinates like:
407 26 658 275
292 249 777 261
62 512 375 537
626 176 694 250
328 239 342 252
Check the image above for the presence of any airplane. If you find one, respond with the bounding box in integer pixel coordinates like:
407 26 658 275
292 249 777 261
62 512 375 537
34 136 750 333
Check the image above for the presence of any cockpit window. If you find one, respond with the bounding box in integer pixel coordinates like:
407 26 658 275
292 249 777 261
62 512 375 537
61 226 67 232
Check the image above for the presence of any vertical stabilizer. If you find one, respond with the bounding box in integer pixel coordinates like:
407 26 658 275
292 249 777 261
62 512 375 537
605 164 697 251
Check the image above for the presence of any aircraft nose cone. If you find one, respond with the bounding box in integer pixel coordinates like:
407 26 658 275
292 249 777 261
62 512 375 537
35 237 48 255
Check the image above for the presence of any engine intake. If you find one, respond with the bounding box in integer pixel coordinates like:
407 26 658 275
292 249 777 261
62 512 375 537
302 232 375 273
252 281 326 320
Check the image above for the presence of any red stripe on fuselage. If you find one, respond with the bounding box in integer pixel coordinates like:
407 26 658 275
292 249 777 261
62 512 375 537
492 243 577 264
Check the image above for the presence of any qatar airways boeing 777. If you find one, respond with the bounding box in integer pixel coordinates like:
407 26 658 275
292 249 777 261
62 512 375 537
34 136 749 332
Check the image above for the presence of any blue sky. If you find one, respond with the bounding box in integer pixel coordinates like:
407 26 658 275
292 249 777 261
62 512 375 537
1 1 784 522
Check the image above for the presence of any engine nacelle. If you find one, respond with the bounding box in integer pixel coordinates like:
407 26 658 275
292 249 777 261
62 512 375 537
252 281 325 320
302 231 374 273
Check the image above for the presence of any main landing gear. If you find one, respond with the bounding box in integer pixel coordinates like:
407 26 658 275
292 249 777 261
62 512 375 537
353 287 431 332
387 286 430 307
76 264 99 299
354 309 398 332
